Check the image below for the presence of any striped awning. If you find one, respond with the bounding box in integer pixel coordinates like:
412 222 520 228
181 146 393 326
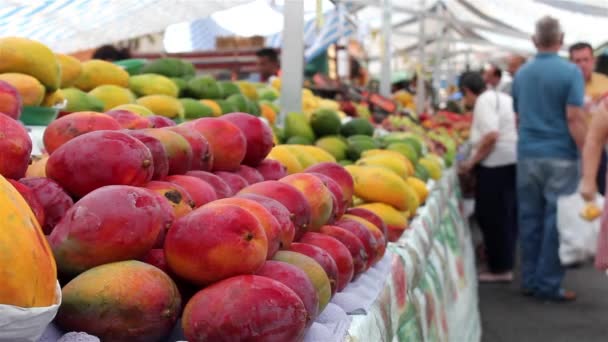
0 0 249 53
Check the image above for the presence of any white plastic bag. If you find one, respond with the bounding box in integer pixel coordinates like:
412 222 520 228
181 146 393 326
0 281 61 342
557 192 603 265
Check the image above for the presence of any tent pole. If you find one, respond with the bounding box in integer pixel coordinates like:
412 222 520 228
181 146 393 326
416 0 426 113
279 0 304 124
379 0 392 97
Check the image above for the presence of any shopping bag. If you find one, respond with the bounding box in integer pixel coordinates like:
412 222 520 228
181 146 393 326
594 206 608 271
557 192 603 266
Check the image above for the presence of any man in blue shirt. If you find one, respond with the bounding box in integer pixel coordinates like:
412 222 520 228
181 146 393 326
512 16 586 301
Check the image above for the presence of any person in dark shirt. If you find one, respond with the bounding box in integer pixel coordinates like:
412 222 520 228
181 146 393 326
255 48 280 83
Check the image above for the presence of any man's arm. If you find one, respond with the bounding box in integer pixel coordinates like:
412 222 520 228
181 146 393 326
567 105 587 149
580 108 608 201
466 132 499 168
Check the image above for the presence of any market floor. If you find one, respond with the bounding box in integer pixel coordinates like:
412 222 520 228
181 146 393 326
476 238 608 341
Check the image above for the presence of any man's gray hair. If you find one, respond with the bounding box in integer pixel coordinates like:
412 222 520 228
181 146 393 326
534 16 563 47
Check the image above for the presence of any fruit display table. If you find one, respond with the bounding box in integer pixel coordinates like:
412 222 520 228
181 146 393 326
38 167 480 342
344 167 481 341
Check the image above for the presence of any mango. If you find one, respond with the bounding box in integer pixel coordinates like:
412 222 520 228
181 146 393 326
41 89 66 107
145 180 194 219
222 112 274 166
0 80 22 119
55 54 82 88
305 162 355 207
361 149 415 176
7 179 46 228
418 157 442 180
267 145 303 174
257 261 319 326
43 111 121 154
140 58 195 77
272 251 331 311
49 186 173 275
0 37 61 91
180 98 214 119
141 128 193 175
407 176 429 203
57 260 181 341
129 73 179 97
105 110 149 129
46 131 154 197
0 174 57 307
20 177 74 235
199 99 222 117
237 193 296 249
356 202 408 242
88 85 136 111
183 275 307 341
280 173 334 232
136 94 184 119
185 118 246 171
111 103 154 116
61 88 105 112
74 59 129 91
320 225 368 275
165 204 268 285
0 115 32 179
239 181 312 240
357 155 409 179
0 73 45 106
208 197 282 259
299 232 354 292
345 165 418 212
289 242 339 296
256 159 288 180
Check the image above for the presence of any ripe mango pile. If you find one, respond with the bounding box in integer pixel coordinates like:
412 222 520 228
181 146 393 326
0 37 280 125
0 36 458 342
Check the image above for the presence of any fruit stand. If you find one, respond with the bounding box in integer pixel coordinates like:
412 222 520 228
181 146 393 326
0 2 479 341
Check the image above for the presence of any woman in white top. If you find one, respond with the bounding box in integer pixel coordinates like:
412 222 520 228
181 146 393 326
459 71 519 282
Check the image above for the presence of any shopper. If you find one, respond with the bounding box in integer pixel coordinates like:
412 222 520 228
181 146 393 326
92 45 131 62
255 48 281 83
512 16 586 301
570 42 608 196
501 55 527 96
482 64 502 90
459 72 518 282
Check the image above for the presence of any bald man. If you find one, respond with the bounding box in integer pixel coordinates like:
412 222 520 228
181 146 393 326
508 54 527 76
501 55 527 95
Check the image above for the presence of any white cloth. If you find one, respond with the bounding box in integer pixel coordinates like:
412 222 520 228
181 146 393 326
469 90 518 167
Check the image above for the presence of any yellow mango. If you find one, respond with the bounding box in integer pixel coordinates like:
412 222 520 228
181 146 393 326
0 174 57 307
56 53 82 88
296 145 337 163
89 85 136 111
407 177 429 204
345 165 411 211
357 155 409 179
136 95 184 119
41 89 66 107
74 59 129 91
0 37 61 91
355 202 408 230
284 145 318 169
0 73 45 106
267 146 303 174
360 149 414 176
